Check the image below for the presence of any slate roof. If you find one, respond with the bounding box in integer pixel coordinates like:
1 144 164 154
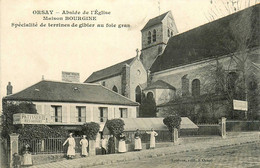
103 117 198 134
144 80 176 90
84 57 135 83
150 4 260 73
141 11 169 31
3 80 139 106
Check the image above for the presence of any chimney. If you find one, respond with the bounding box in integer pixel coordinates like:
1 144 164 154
7 82 13 95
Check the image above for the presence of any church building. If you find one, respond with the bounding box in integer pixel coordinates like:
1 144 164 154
85 4 260 123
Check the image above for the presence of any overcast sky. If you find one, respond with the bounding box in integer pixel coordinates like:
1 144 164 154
0 0 257 105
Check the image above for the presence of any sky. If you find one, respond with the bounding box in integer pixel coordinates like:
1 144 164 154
0 0 258 109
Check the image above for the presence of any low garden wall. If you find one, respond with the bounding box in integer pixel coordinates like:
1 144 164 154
197 124 220 135
226 120 260 131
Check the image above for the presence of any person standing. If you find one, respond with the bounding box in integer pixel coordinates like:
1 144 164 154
63 133 76 159
134 129 142 151
101 135 108 155
146 128 158 149
80 135 88 157
118 133 127 153
108 135 115 154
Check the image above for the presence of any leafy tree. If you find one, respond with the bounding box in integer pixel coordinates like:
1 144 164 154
1 101 37 138
106 119 125 137
139 93 157 117
163 114 182 133
81 122 100 140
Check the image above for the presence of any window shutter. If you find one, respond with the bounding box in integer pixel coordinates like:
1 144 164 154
62 105 67 123
93 107 99 122
108 107 113 120
114 108 120 118
86 106 91 122
44 105 51 123
70 106 76 123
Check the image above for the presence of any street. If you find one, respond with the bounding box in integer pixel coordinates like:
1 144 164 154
92 142 260 168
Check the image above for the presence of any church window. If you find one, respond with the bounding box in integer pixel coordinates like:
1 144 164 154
147 92 154 99
171 31 173 37
168 29 170 37
135 86 142 104
152 29 156 42
227 72 238 93
112 85 118 93
192 79 200 97
148 31 151 44
181 75 189 97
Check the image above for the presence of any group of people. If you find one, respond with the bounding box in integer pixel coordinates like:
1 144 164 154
63 128 158 158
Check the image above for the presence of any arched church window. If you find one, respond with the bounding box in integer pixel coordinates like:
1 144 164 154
168 29 170 37
148 31 151 44
112 85 118 93
171 31 173 37
135 86 142 104
152 29 156 42
192 79 200 97
227 72 238 92
182 75 189 97
147 92 154 100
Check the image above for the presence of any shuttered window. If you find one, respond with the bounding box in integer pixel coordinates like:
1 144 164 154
51 106 62 123
76 106 86 122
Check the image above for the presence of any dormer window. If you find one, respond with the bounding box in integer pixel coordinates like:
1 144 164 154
148 31 151 44
152 29 156 42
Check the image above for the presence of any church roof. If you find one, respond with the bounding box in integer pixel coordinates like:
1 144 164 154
150 4 260 73
3 80 139 106
84 57 135 83
144 80 176 90
141 11 170 31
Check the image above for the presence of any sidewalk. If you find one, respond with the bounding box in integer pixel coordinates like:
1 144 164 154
30 132 260 168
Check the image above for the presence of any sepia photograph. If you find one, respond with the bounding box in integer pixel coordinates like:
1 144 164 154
0 0 259 167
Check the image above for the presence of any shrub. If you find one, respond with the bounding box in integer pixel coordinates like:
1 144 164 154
1 101 37 138
106 119 125 137
163 114 182 133
17 125 68 139
81 122 100 140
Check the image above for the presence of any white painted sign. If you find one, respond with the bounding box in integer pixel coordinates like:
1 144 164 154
13 113 46 124
233 100 248 111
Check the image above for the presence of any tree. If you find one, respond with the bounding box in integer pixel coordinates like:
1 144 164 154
206 0 258 21
1 101 37 138
106 119 125 138
163 115 182 141
139 93 157 117
81 122 100 140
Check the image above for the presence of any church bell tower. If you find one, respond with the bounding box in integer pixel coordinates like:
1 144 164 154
140 11 178 71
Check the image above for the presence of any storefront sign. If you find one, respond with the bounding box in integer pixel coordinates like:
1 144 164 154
13 113 46 124
233 100 248 111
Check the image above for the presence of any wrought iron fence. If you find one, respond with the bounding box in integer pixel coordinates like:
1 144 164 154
19 137 82 155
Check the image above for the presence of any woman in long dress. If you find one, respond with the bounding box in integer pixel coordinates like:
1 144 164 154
108 135 115 154
118 133 127 153
134 129 142 151
63 133 76 159
80 135 88 157
146 128 158 149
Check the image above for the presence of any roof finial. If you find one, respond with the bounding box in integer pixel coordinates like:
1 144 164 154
136 48 140 60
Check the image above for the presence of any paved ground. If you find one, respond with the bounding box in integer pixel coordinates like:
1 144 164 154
30 132 260 168
93 142 260 168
